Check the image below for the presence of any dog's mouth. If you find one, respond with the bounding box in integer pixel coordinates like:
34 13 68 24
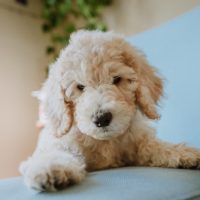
95 127 112 140
85 124 129 140
89 131 115 140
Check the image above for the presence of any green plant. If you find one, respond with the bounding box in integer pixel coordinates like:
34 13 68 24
41 0 112 61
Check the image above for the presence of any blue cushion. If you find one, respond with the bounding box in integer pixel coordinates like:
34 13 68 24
127 7 200 148
1 7 200 200
1 167 200 200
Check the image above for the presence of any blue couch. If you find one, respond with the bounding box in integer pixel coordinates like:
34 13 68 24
1 7 200 200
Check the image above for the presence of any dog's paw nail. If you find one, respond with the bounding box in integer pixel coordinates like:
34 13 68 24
54 181 69 190
41 184 47 190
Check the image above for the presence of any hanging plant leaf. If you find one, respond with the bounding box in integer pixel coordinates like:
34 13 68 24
46 46 55 54
41 0 112 73
42 23 52 32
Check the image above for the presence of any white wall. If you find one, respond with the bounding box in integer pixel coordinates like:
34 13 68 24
0 0 48 178
0 0 200 178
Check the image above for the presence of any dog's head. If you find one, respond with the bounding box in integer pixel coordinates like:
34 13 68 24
41 30 163 140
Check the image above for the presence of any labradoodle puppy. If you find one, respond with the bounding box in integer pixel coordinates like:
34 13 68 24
20 30 200 191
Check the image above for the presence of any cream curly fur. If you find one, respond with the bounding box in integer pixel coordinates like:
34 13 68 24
20 30 200 192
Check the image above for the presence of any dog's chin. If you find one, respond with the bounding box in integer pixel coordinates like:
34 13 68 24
79 127 127 141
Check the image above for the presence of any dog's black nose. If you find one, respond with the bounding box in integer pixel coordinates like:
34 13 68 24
94 112 112 127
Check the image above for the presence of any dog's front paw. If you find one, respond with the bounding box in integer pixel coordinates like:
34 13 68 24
20 157 86 191
27 166 84 191
178 145 200 169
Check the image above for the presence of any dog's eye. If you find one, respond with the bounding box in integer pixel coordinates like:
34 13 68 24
112 76 121 85
77 84 85 91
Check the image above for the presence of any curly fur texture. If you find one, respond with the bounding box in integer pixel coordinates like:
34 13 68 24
20 30 200 192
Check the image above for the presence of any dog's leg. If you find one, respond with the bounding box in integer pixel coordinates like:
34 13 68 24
20 128 86 191
135 133 200 169
20 147 86 191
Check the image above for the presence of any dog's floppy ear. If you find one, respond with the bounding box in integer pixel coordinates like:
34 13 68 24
41 64 74 137
123 46 163 120
135 57 163 120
